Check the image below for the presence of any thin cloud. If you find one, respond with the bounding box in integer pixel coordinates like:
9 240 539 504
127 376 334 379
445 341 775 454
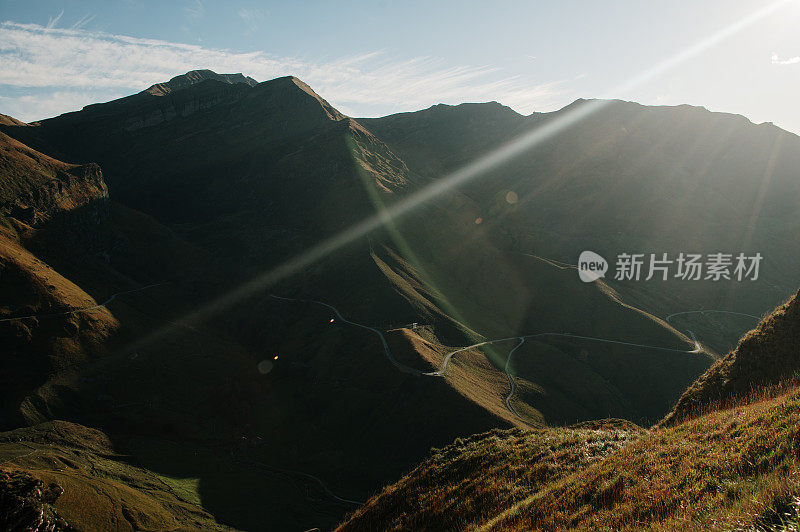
183 0 204 18
0 21 566 121
71 14 97 30
237 8 266 34
0 91 126 123
46 10 64 29
771 52 800 65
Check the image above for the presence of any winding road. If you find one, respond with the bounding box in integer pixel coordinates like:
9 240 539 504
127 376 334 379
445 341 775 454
665 309 761 356
435 330 702 377
0 282 167 323
270 295 425 375
241 452 365 506
503 338 526 419
665 309 761 322
270 294 707 425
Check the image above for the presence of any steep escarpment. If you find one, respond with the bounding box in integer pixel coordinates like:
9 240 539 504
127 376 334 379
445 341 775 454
0 129 118 426
0 131 107 228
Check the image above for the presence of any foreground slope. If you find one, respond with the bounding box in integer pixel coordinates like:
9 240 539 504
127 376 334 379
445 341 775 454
339 290 800 531
337 421 642 531
664 289 800 426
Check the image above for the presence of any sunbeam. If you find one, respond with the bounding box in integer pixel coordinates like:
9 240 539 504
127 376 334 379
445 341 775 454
122 0 794 353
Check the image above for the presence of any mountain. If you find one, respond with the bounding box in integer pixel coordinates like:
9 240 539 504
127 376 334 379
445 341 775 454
2 70 800 530
2 72 708 427
364 99 800 357
358 101 524 177
0 75 525 530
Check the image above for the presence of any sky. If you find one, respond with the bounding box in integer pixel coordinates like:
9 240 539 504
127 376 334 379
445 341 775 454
1 0 799 133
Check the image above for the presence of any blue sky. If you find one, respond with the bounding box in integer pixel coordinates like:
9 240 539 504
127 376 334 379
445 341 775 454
1 0 800 133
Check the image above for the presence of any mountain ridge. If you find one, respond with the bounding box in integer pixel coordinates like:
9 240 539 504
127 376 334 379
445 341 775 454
2 70 800 530
144 69 257 96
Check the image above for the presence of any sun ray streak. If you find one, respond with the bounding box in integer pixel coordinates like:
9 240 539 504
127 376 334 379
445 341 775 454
121 0 793 352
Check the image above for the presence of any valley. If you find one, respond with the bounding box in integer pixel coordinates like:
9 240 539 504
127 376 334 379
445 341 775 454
1 69 798 530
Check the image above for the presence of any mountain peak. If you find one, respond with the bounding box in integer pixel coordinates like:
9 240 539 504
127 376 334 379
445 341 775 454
255 75 347 121
144 69 258 96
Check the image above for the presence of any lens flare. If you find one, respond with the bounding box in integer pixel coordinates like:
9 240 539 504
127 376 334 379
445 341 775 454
117 0 792 356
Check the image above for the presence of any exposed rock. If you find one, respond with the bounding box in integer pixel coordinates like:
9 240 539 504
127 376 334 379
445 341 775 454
0 132 109 227
0 469 74 531
144 69 257 96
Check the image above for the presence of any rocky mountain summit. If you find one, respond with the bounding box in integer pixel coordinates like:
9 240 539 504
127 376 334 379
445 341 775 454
144 69 258 96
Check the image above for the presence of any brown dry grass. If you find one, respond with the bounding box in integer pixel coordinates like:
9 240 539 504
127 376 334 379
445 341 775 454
387 327 540 427
337 424 640 531
338 387 800 531
664 289 800 427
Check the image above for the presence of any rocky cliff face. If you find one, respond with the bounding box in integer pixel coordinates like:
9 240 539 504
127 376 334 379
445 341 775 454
0 132 108 228
144 69 257 96
0 470 74 532
124 80 253 131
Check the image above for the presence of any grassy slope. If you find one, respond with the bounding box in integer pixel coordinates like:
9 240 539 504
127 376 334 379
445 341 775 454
487 387 800 531
0 230 119 426
338 381 800 531
373 218 712 425
0 421 230 531
337 422 642 532
0 129 118 419
664 289 800 427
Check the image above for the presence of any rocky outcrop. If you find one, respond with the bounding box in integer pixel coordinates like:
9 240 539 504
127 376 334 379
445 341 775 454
0 470 74 531
144 69 257 96
0 131 109 227
124 80 253 131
